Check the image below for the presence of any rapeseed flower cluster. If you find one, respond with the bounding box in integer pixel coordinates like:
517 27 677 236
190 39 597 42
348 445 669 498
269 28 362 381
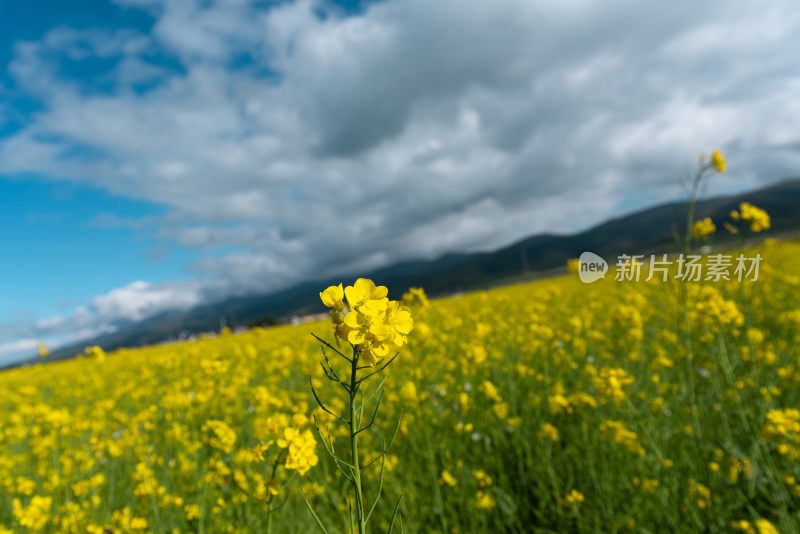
687 285 744 339
320 278 414 365
689 480 712 509
599 420 645 457
276 427 318 476
12 497 51 531
763 408 800 459
401 286 430 308
692 217 716 239
729 202 771 233
731 519 780 534
590 367 634 404
731 518 780 534
562 490 585 506
203 420 237 453
711 149 727 173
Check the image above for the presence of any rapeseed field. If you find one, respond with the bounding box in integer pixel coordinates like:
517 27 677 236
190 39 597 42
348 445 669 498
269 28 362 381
1 240 798 533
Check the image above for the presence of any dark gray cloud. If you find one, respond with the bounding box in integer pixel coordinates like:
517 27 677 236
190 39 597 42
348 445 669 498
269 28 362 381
1 0 799 358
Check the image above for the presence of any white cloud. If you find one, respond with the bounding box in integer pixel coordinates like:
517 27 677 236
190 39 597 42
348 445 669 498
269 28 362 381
1 0 800 352
0 339 39 363
90 280 205 322
0 280 209 364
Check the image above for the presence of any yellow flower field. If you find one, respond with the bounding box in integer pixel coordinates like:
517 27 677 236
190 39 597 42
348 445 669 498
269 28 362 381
1 240 799 533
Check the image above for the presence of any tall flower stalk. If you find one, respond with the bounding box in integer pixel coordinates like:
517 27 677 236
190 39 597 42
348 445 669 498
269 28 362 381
303 278 413 533
682 148 726 254
675 149 726 459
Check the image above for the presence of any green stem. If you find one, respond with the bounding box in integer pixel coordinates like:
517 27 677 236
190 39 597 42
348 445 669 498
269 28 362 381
349 346 367 534
684 164 708 254
265 452 283 534
681 162 710 474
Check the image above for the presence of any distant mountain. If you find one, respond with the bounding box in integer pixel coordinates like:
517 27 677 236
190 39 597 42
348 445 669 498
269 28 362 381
44 178 800 362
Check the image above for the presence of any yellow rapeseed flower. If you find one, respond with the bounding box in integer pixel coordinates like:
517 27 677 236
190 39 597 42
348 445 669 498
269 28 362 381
474 490 496 510
319 283 344 310
728 202 771 233
202 420 237 453
439 470 458 487
321 278 413 366
711 149 726 173
564 489 585 505
277 428 318 476
12 496 51 531
401 287 430 308
692 217 716 239
538 423 559 441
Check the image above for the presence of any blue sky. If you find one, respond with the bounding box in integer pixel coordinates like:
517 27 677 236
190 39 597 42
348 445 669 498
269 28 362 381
0 2 165 327
0 0 197 318
0 180 191 319
1 0 798 362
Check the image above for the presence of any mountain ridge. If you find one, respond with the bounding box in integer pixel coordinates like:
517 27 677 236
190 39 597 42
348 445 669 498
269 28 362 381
35 178 800 365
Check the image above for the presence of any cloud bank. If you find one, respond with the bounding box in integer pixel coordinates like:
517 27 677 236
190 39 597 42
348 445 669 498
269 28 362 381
2 0 799 360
